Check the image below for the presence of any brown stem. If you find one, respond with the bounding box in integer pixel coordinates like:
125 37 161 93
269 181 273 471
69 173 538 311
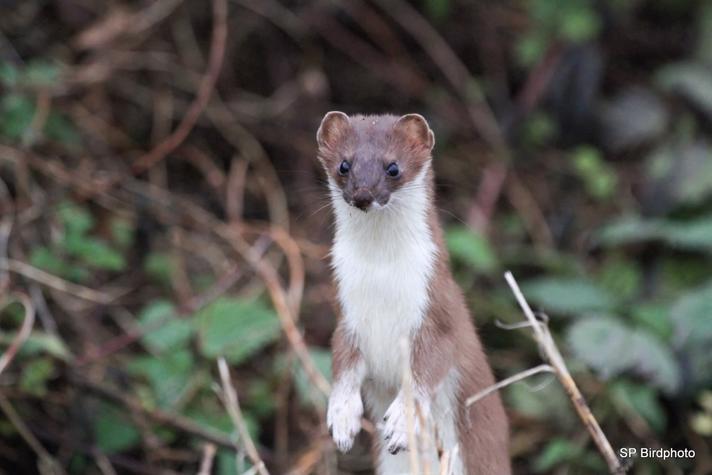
131 0 228 174
503 272 625 474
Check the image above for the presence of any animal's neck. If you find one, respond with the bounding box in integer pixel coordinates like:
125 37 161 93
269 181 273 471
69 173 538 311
330 165 436 259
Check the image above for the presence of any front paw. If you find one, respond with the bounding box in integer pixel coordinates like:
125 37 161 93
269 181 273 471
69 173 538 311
327 390 363 452
383 395 420 454
381 397 408 454
380 393 430 455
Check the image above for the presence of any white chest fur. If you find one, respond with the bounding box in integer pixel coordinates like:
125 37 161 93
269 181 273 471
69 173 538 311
329 166 437 387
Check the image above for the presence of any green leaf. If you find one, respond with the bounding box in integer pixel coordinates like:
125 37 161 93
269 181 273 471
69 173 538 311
599 87 668 151
660 216 712 251
598 214 712 251
94 404 140 454
128 350 194 408
0 62 19 87
506 380 575 427
217 449 238 475
631 304 672 340
597 257 641 300
23 60 60 87
0 94 34 139
631 332 681 393
246 380 277 418
516 32 548 67
185 395 249 439
144 252 174 285
597 215 662 246
445 226 497 272
567 316 634 378
44 112 80 146
30 244 88 282
64 235 126 271
30 246 68 276
670 281 712 347
534 437 582 472
20 357 55 397
657 62 712 117
197 297 280 364
423 0 450 21
558 4 600 42
670 281 712 389
110 217 134 248
57 201 93 236
522 111 558 146
521 278 616 315
15 332 72 361
138 301 193 353
567 316 681 393
610 381 667 433
571 146 617 200
644 141 712 209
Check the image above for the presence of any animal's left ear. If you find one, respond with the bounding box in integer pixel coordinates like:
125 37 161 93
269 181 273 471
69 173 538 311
394 114 435 151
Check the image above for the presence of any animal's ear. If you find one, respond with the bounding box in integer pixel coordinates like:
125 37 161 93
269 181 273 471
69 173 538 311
394 114 435 151
317 111 351 149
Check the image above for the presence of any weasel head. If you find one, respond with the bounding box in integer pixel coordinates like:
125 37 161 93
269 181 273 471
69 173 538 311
316 112 435 212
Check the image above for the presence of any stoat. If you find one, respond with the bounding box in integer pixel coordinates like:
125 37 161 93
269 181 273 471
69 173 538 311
317 112 510 475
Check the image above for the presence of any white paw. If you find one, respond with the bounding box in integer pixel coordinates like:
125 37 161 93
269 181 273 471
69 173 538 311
380 392 431 455
327 388 363 452
381 396 409 454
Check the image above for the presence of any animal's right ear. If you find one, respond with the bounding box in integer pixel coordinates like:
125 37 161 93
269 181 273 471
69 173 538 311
317 111 351 149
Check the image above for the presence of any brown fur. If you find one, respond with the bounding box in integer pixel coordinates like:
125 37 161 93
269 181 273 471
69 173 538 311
416 182 511 474
321 112 510 474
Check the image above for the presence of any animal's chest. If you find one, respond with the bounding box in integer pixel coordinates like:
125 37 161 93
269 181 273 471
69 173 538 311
333 241 435 386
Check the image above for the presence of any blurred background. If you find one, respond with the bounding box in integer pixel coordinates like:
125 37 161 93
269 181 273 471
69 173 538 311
0 0 711 474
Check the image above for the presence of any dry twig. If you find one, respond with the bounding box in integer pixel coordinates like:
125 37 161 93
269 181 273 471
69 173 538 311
76 377 237 451
0 393 66 475
0 293 35 377
220 226 331 396
465 364 555 407
197 443 217 475
466 272 625 474
1 259 114 304
217 358 270 475
131 0 228 174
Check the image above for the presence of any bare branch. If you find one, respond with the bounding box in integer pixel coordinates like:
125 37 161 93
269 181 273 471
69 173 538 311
1 259 115 304
0 394 65 474
0 293 35 377
197 443 217 475
502 271 626 474
217 358 270 475
465 364 555 407
131 0 228 174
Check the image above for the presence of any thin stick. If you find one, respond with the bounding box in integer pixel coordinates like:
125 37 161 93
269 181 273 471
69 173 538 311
1 258 114 304
399 338 422 475
131 0 228 174
217 358 270 475
197 443 217 475
0 293 35 376
0 394 65 474
76 377 236 450
222 228 331 396
465 364 554 407
503 271 625 474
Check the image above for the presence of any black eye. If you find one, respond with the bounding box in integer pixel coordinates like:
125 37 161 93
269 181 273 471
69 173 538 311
339 160 351 175
386 162 400 177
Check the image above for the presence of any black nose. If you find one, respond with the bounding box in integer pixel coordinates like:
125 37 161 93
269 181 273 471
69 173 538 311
352 189 373 210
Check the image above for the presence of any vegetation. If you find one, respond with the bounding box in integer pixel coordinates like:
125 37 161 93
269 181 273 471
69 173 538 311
0 0 710 473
